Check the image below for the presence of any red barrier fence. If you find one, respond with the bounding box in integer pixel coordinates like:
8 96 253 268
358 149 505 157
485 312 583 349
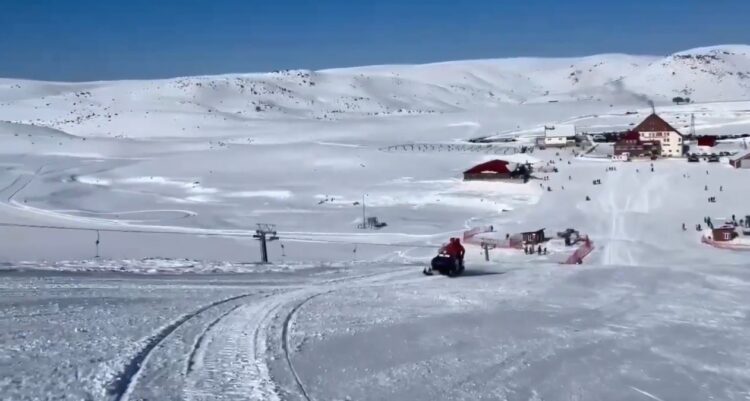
563 237 594 264
701 236 750 251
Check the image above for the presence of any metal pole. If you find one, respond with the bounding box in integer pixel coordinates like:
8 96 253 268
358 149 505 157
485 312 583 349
260 234 268 263
483 244 489 261
362 194 366 229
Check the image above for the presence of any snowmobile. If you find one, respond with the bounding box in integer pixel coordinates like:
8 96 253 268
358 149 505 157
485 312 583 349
423 252 465 277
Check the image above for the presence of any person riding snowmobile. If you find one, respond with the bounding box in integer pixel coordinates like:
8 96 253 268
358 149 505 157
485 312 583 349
426 237 465 276
445 237 465 271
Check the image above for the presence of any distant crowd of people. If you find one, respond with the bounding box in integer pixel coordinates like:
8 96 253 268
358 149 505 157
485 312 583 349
524 244 547 255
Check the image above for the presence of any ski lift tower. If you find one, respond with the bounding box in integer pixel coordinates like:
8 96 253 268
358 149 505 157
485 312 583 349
253 223 278 264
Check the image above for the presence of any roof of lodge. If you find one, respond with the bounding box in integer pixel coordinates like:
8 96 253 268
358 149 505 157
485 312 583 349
633 113 683 136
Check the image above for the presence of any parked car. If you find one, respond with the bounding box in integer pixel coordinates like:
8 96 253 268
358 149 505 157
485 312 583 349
708 154 720 163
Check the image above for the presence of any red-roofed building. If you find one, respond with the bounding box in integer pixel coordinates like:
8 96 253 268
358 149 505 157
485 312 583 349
463 160 512 180
632 113 684 157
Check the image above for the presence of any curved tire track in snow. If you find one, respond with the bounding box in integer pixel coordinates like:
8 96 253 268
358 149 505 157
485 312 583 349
274 269 419 401
281 292 330 401
106 292 259 401
108 269 416 401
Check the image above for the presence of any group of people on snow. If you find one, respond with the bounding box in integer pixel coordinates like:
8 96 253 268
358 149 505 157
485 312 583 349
524 244 547 255
685 215 748 232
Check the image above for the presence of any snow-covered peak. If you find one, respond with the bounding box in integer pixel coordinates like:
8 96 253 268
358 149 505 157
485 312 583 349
671 44 750 57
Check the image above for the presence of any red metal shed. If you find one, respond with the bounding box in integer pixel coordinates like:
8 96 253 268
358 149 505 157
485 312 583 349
697 137 717 147
712 226 737 242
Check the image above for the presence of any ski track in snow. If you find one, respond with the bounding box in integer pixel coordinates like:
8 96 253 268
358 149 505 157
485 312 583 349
281 292 330 401
630 386 667 401
598 166 666 267
184 303 244 375
107 292 261 401
105 268 417 401
183 295 284 401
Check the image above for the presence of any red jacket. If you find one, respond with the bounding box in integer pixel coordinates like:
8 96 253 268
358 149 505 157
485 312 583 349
445 241 465 258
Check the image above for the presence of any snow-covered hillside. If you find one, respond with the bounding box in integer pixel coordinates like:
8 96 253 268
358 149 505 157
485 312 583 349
1 45 750 139
0 45 749 264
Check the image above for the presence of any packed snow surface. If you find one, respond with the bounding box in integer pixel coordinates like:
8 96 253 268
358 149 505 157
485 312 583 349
4 262 750 400
2 45 750 400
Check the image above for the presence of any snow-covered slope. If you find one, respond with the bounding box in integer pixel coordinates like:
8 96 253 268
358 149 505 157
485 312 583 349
1 44 750 264
1 45 750 139
623 45 750 101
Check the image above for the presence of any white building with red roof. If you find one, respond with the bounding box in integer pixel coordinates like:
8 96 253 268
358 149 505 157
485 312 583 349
632 113 684 157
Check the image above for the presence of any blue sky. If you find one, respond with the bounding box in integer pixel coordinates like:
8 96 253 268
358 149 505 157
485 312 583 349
1 0 749 81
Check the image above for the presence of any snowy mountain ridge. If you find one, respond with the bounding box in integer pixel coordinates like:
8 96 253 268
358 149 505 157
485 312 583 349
1 45 750 138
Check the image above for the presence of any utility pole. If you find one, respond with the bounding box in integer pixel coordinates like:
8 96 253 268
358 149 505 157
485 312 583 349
95 230 100 259
360 194 367 229
253 223 278 264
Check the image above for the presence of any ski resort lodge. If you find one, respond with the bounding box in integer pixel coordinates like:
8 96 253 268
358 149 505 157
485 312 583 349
632 113 684 157
613 113 684 158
